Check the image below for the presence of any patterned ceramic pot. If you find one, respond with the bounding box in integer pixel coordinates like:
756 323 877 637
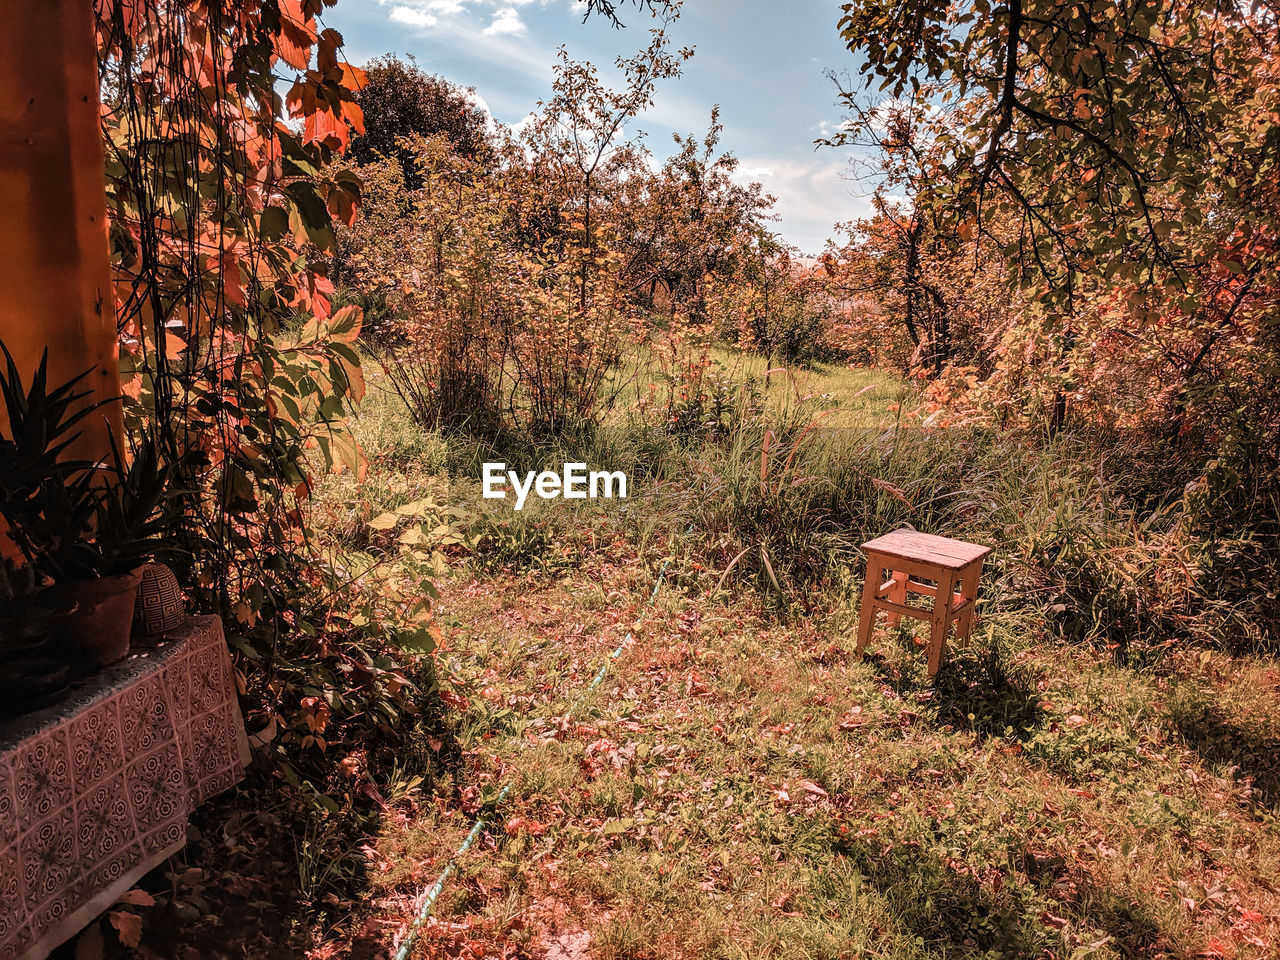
132 561 187 637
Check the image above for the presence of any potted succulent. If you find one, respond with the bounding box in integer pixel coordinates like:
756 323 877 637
0 345 175 669
0 558 73 715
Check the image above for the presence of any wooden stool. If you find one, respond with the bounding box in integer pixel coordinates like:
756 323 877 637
856 529 992 678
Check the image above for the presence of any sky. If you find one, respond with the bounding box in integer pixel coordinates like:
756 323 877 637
316 0 875 254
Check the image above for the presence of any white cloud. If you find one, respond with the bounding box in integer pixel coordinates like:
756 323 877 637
383 0 464 13
389 5 438 27
815 118 856 139
375 0 549 82
483 7 527 35
510 111 538 139
467 91 504 134
469 90 493 118
732 154 876 254
381 0 469 29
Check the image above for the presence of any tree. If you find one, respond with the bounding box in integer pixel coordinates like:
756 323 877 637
350 55 493 186
343 133 521 430
342 6 697 434
833 0 1280 439
98 0 368 617
615 108 775 322
582 0 674 26
510 6 690 429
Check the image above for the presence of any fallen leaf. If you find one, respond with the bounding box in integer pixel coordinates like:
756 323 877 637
114 888 155 908
108 911 143 948
798 779 828 797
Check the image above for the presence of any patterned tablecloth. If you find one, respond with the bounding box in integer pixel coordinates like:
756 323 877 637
0 615 250 960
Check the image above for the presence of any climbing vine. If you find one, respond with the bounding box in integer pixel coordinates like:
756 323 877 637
96 0 367 619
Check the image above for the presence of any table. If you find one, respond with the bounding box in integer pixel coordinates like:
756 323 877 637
0 615 250 960
856 529 992 678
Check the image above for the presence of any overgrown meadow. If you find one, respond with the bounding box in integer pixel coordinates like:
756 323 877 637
290 358 1279 959
82 0 1280 957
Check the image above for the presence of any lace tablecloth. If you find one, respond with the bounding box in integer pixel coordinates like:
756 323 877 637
0 615 250 960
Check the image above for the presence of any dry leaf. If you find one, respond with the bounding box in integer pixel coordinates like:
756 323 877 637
108 910 143 948
115 888 156 908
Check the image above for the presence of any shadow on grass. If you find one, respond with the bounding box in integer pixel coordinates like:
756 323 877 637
932 648 1046 742
1169 697 1280 808
838 835 1044 956
832 828 1172 959
865 634 1046 743
1084 890 1169 956
1063 870 1172 957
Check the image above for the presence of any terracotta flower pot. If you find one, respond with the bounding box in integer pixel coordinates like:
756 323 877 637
42 570 143 669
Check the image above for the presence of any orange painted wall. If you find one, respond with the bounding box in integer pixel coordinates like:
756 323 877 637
0 0 123 459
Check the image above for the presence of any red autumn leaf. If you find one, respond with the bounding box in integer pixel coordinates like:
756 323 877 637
316 27 342 74
275 0 316 71
285 79 315 119
340 61 368 91
304 108 348 150
327 184 359 227
341 99 366 136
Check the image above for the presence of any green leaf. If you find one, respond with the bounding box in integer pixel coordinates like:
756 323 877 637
368 512 399 530
260 205 289 242
395 626 438 654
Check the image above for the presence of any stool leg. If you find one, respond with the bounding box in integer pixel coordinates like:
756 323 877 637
886 571 907 629
856 556 883 658
956 561 981 648
926 568 956 679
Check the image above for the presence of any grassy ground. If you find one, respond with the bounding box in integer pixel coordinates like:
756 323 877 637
313 360 1280 960
628 346 913 430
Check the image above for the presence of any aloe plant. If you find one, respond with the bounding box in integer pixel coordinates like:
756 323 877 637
0 341 177 582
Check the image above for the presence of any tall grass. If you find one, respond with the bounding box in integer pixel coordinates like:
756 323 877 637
335 352 1278 656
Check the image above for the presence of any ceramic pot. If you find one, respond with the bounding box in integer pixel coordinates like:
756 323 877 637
132 561 186 637
42 570 143 669
0 604 75 716
0 656 71 717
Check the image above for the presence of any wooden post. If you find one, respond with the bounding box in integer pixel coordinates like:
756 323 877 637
886 571 907 629
0 0 122 459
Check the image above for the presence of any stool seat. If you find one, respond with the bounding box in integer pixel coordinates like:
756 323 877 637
861 529 991 570
856 528 992 679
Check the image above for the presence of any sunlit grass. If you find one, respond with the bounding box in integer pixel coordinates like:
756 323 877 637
382 566 1280 960
606 343 910 432
309 350 1280 959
